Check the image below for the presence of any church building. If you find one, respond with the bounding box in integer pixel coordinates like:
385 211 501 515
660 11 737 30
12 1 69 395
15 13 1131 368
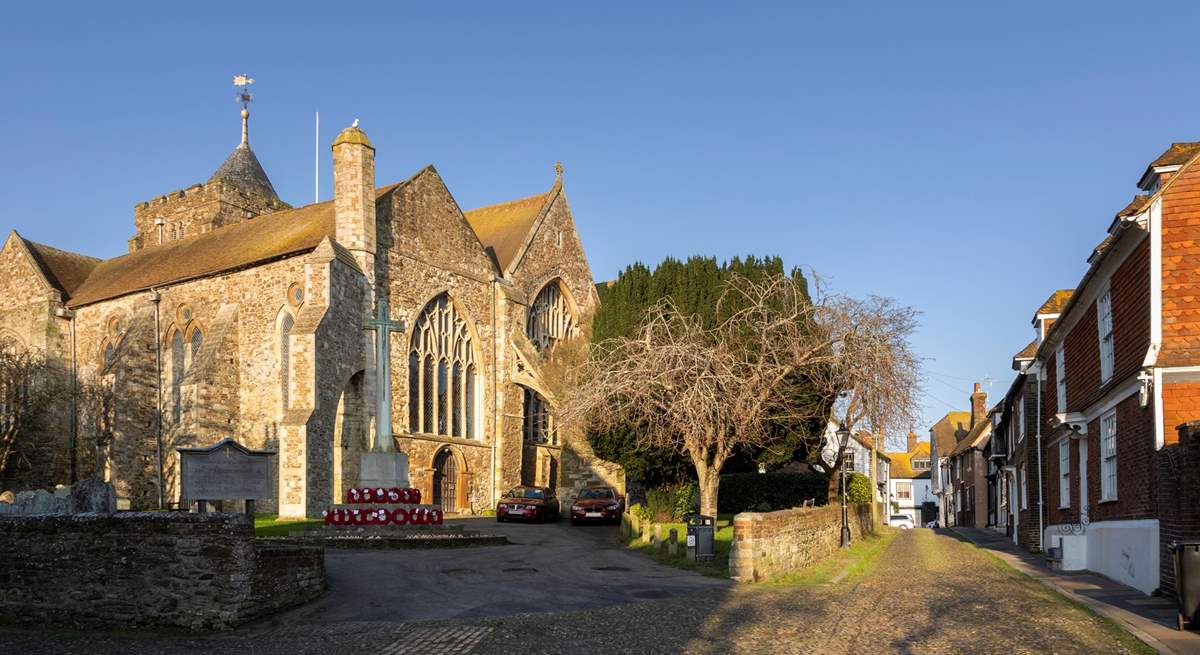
0 98 621 518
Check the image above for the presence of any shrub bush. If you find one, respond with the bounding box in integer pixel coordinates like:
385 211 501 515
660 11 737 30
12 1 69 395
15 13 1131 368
845 472 872 504
628 502 652 523
644 482 698 521
717 471 828 514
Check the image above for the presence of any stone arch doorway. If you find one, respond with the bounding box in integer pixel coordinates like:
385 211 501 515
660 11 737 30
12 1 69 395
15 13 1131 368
332 371 367 503
432 447 465 513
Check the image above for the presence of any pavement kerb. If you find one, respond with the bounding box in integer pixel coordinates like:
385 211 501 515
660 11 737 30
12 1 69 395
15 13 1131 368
951 527 1172 655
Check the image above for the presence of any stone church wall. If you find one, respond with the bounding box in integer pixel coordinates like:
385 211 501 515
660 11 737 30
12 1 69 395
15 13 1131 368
377 169 501 512
67 254 310 510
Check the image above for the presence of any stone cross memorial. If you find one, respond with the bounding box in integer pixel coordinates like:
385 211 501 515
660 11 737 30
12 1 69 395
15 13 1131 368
178 438 276 517
360 297 411 488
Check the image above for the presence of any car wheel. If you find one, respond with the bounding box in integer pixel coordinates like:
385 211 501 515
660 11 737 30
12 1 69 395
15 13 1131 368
496 515 504 523
570 518 578 526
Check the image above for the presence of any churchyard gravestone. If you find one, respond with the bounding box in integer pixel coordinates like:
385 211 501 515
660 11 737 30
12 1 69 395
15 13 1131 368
178 438 275 518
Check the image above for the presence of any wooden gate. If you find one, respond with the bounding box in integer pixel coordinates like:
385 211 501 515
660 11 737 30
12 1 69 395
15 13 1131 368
433 449 458 513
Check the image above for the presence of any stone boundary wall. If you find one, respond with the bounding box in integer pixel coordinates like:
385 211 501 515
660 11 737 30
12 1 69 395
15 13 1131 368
0 512 324 630
729 503 874 582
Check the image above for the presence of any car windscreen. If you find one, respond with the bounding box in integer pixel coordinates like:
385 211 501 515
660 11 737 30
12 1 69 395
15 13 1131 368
890 515 907 521
578 488 614 500
507 488 545 499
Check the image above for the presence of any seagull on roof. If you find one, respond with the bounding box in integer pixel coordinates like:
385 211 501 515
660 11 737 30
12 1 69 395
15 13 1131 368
351 118 359 128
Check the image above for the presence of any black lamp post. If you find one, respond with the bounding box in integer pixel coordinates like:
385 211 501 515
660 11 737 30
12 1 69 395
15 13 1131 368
837 423 852 548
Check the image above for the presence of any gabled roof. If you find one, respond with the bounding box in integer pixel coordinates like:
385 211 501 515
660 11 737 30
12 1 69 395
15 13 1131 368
66 182 404 307
1034 290 1073 318
929 411 970 457
463 183 557 273
1115 194 1149 219
949 419 991 457
1139 142 1200 190
886 441 932 479
20 237 100 297
1013 339 1037 362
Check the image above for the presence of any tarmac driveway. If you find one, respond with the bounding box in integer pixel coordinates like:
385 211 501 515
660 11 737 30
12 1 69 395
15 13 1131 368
256 517 729 626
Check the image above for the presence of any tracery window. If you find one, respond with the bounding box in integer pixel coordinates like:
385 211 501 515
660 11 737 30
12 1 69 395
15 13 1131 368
522 387 557 446
408 295 477 438
527 281 574 352
169 323 203 423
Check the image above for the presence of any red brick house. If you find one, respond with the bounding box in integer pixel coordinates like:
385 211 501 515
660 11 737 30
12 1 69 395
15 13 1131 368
1020 142 1200 595
936 384 991 529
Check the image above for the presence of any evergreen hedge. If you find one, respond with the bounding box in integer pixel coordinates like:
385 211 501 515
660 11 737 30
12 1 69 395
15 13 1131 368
717 471 829 514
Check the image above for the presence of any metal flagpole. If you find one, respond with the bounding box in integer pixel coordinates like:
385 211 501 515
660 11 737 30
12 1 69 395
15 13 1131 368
315 111 319 203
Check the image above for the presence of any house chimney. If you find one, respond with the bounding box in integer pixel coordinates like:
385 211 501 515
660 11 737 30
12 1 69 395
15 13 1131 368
970 382 987 428
332 122 376 275
907 430 918 453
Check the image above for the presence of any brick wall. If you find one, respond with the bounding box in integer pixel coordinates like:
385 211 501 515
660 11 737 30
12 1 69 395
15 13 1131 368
1157 422 1200 597
729 503 874 582
0 512 323 630
1090 394 1155 523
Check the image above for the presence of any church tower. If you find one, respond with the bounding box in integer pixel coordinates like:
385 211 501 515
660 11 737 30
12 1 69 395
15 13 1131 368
127 77 289 252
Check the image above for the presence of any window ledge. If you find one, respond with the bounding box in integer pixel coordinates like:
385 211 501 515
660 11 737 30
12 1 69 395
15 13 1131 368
1099 497 1119 504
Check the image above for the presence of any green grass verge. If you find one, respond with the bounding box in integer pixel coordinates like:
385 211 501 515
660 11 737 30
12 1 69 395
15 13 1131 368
254 514 322 538
963 540 1156 655
623 514 736 577
765 527 898 587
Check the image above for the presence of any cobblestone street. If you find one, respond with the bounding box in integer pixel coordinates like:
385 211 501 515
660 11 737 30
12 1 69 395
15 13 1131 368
0 528 1153 654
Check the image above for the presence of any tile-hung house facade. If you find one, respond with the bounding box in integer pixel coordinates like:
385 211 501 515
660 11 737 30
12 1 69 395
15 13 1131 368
929 410 971 527
0 106 622 518
939 385 992 529
885 433 935 525
1024 141 1200 595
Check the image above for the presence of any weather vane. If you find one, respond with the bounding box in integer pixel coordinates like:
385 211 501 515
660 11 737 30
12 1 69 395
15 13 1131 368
232 74 255 145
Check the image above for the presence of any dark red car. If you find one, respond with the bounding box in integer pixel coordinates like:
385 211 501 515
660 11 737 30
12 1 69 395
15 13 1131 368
496 486 560 523
568 485 625 525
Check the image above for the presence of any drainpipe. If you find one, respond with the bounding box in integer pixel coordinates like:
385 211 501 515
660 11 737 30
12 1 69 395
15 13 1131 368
491 278 499 507
149 288 165 509
1035 368 1044 551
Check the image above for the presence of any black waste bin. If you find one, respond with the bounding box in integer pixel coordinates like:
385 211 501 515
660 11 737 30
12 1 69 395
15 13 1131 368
1170 541 1200 630
686 514 715 562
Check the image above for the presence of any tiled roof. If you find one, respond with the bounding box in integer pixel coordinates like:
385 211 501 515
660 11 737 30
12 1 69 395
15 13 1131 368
929 411 970 457
1035 290 1073 317
463 190 553 272
1116 194 1150 219
1013 339 1037 362
66 183 404 307
1150 142 1200 169
950 419 991 457
886 441 931 479
21 238 100 297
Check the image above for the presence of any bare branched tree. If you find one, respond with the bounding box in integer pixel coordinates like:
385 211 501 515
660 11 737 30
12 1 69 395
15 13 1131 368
560 273 923 517
810 295 923 513
563 275 836 515
0 344 60 479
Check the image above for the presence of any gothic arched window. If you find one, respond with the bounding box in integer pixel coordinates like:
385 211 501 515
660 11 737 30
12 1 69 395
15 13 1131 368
408 294 478 439
280 312 294 410
170 329 184 423
528 281 574 351
522 387 557 446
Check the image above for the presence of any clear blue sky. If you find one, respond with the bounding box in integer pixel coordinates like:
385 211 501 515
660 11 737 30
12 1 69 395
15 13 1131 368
3 2 1198 442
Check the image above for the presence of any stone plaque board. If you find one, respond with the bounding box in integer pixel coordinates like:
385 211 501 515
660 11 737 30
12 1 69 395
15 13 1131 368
178 438 275 501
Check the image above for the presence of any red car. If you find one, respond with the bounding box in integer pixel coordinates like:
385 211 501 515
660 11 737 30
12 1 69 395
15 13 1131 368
496 486 560 523
569 485 625 525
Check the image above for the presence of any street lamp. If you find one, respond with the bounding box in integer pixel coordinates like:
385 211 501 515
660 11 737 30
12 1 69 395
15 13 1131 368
837 423 852 548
